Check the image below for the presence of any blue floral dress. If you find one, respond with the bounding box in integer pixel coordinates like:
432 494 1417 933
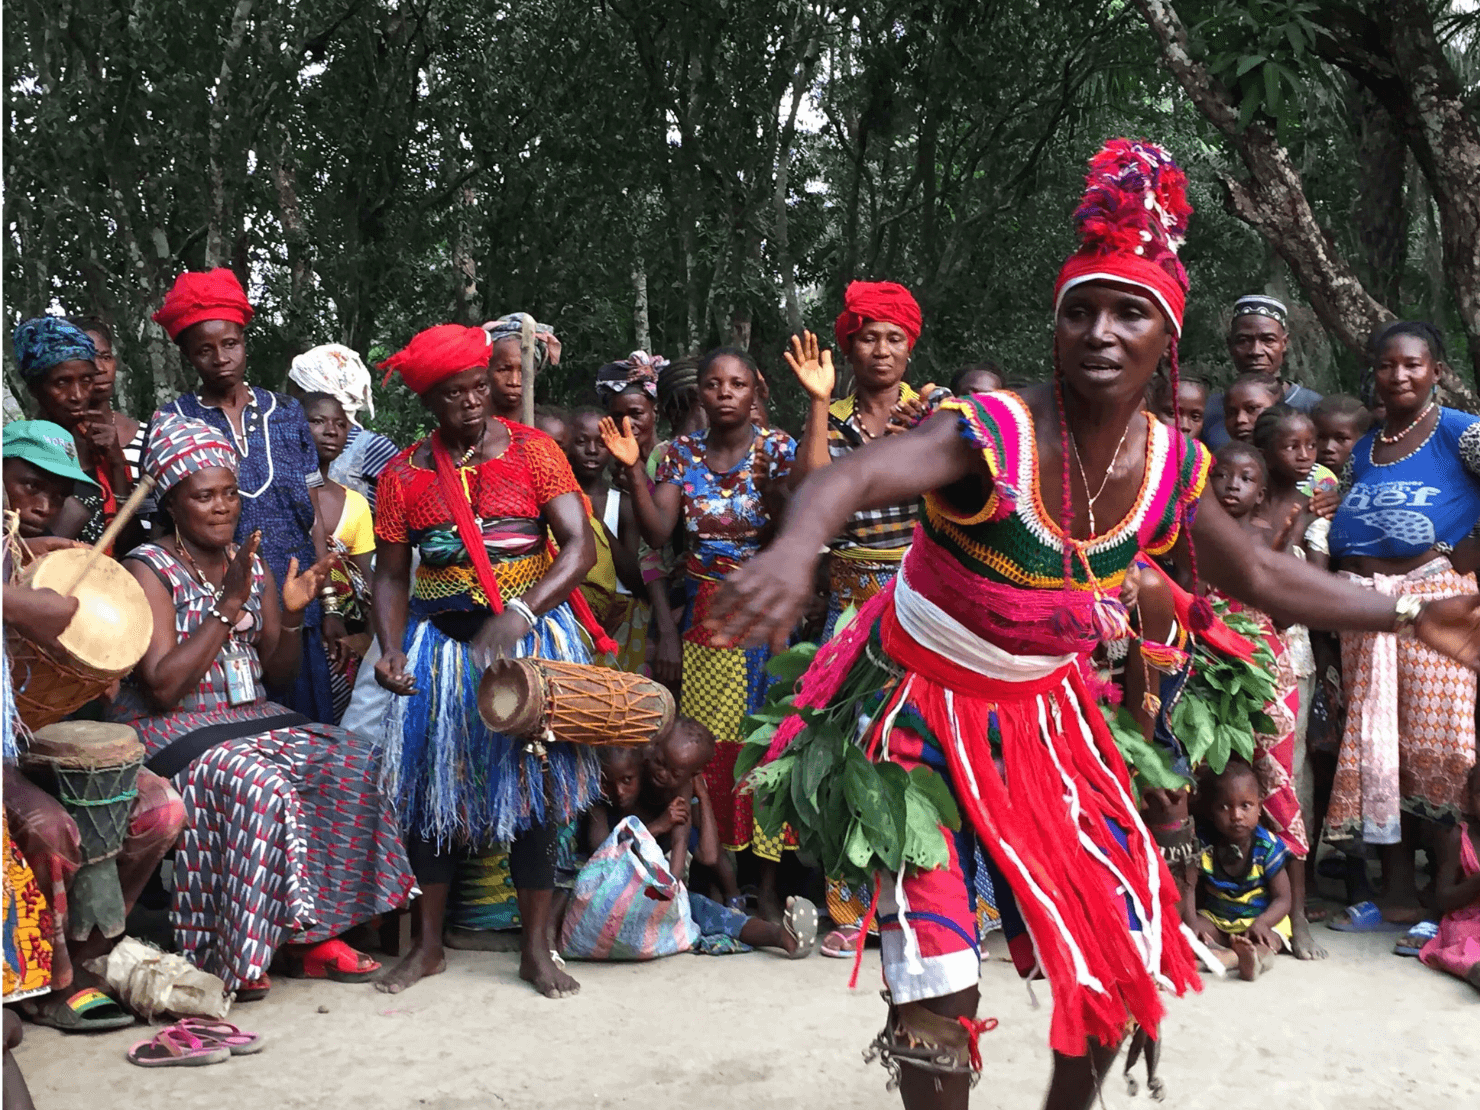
654 426 795 856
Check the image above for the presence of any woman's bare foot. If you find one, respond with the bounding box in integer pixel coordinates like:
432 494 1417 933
1231 934 1261 981
519 946 580 998
375 939 446 994
1289 912 1328 961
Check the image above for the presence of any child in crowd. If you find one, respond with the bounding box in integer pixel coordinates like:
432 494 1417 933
1209 439 1320 958
1419 764 1480 991
532 405 571 451
1250 404 1331 953
1304 393 1374 903
566 409 644 644
1310 394 1373 475
585 722 816 957
1250 405 1325 556
1150 374 1208 440
1209 442 1268 535
302 392 376 722
1187 761 1293 981
1222 373 1283 444
950 362 1003 396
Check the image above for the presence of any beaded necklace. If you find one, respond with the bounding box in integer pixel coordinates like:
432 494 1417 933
1376 398 1436 445
1369 403 1441 467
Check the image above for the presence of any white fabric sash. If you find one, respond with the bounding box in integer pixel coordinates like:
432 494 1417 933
893 565 1075 682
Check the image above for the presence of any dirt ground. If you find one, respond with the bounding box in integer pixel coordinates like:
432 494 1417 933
13 924 1478 1110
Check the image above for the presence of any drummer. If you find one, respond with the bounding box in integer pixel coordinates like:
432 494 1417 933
372 324 601 999
11 317 134 547
2 428 186 1031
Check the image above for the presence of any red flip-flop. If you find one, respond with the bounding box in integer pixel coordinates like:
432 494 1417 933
126 1026 230 1068
284 938 381 982
234 974 272 1002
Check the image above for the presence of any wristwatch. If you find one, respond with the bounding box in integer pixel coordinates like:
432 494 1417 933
1393 594 1426 638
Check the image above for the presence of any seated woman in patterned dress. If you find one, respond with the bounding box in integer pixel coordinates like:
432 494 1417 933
107 415 415 1000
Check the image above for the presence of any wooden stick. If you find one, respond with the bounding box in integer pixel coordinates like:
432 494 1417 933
61 474 157 596
519 313 537 427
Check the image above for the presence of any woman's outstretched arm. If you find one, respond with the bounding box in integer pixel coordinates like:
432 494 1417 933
1191 489 1480 668
709 411 978 652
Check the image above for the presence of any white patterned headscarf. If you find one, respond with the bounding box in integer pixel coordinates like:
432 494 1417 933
288 343 374 424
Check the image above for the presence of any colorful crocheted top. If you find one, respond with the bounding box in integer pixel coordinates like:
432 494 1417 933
903 390 1211 657
376 420 581 619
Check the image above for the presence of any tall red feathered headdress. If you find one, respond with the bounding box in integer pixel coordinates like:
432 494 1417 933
1053 139 1192 335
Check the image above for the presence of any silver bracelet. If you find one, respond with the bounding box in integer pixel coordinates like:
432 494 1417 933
506 597 538 629
1393 594 1425 638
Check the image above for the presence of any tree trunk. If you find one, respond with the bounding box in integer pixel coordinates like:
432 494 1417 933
1348 85 1407 310
452 185 480 326
1379 1 1480 384
273 143 313 352
1132 0 1391 359
204 0 258 267
632 256 651 352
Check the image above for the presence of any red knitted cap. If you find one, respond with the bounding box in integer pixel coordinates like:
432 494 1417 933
1052 139 1191 335
152 269 254 341
377 324 493 395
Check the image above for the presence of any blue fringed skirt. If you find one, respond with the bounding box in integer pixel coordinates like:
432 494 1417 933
382 604 600 848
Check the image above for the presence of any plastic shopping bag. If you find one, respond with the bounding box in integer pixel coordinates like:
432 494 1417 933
559 816 698 960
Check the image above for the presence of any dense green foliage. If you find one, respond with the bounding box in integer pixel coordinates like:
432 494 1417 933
5 1 1476 436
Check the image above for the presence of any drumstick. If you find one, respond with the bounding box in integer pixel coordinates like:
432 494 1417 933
60 474 158 596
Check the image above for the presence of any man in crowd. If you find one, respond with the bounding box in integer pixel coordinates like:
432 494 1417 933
1203 294 1323 449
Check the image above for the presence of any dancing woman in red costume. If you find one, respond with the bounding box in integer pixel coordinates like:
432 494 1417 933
708 140 1480 1110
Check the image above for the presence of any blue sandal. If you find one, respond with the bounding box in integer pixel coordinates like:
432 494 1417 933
1393 920 1439 956
1327 900 1406 932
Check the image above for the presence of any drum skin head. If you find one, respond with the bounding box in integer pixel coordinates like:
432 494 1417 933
24 721 145 768
24 548 153 672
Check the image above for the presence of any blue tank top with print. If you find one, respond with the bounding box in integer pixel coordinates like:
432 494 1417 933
1328 408 1480 559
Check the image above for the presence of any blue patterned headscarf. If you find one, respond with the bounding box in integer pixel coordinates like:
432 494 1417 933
12 317 97 383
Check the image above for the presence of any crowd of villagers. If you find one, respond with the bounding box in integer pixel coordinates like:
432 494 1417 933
3 134 1480 1109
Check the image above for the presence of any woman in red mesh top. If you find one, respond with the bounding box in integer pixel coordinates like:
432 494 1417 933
370 324 600 999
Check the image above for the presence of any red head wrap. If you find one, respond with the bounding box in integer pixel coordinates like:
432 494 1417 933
1052 139 1191 335
152 269 255 341
377 324 493 395
833 281 923 352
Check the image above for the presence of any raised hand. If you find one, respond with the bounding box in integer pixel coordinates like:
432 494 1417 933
281 551 337 615
1414 595 1480 670
783 330 835 402
886 393 928 435
219 531 262 615
598 415 641 468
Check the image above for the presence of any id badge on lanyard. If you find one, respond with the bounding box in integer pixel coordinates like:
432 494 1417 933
221 643 257 706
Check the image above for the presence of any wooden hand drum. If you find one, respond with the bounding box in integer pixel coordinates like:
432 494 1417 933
478 659 675 746
8 547 153 730
20 722 145 942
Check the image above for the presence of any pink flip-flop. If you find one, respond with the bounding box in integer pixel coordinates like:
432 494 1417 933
125 1026 230 1068
173 1017 265 1055
820 925 862 959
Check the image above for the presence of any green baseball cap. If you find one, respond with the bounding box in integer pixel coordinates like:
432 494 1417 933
2 420 101 491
